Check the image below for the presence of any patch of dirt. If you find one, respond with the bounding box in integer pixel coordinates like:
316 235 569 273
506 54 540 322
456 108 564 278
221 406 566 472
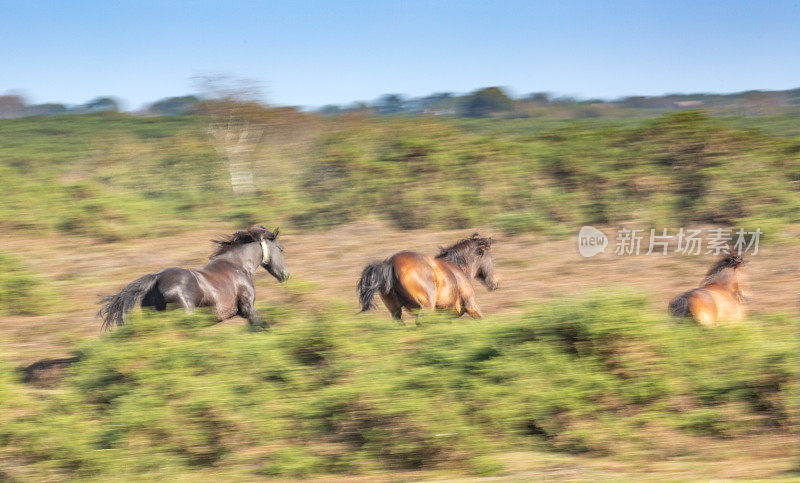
1 221 798 364
21 356 80 388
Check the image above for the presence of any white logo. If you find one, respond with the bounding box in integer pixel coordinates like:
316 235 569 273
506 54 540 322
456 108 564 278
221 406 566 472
578 226 608 258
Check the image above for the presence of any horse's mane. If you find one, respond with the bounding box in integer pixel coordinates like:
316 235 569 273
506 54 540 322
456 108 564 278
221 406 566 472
211 225 276 259
435 233 492 270
701 253 744 286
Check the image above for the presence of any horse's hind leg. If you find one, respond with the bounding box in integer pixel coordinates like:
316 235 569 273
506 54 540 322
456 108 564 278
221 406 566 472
409 295 435 326
689 297 716 327
141 289 166 312
380 292 404 325
693 309 716 327
153 290 167 311
177 293 196 315
409 285 438 326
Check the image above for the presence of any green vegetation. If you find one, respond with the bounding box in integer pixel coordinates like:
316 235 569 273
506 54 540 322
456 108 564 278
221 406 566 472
1 107 797 480
0 293 795 480
1 111 799 239
0 252 57 316
462 87 514 117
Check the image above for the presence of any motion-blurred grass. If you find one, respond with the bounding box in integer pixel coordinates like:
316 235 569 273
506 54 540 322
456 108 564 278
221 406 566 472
1 110 798 479
0 293 795 480
0 252 58 316
1 111 799 239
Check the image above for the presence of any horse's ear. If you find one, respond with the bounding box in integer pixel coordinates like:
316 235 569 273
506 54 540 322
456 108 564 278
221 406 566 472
471 232 481 239
272 227 279 239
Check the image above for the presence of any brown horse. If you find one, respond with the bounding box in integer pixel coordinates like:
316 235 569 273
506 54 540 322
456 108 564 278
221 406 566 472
98 226 289 330
669 253 747 327
357 233 499 322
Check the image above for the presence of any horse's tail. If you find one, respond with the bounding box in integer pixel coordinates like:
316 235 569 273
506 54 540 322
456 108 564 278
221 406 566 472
668 291 692 317
97 273 159 330
357 260 394 312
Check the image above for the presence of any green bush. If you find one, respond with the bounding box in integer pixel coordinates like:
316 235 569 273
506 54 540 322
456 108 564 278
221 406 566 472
0 293 795 479
2 111 799 238
0 252 57 316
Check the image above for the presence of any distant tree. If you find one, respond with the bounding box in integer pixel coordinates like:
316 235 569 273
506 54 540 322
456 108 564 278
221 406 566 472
551 96 578 105
148 95 200 116
28 103 68 117
524 92 551 105
375 94 404 114
618 96 649 109
420 92 456 112
462 87 513 117
319 104 342 115
0 94 27 118
422 92 453 104
83 97 120 112
344 102 370 114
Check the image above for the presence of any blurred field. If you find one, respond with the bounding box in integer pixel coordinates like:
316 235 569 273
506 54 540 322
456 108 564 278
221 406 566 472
0 112 798 480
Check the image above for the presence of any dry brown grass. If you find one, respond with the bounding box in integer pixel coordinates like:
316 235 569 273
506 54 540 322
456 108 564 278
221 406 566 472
2 220 798 362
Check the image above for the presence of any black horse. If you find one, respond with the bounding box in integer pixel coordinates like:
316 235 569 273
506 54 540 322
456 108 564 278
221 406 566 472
98 226 289 330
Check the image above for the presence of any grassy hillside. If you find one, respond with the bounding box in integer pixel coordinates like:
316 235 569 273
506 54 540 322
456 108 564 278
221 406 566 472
1 293 795 480
1 111 798 480
1 111 799 240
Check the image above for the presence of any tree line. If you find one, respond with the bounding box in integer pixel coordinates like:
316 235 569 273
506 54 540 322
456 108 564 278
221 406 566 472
2 85 800 120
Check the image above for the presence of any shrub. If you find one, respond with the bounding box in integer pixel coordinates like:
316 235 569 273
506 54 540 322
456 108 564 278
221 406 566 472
0 252 56 316
3 292 794 479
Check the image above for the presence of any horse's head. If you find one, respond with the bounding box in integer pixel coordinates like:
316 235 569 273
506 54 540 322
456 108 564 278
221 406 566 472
258 227 290 282
701 251 746 288
472 233 499 291
722 252 745 269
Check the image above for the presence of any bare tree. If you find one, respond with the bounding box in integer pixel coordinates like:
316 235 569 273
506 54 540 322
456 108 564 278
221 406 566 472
196 75 267 195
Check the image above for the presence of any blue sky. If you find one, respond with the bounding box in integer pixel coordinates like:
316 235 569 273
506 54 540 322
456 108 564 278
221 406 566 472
1 0 798 109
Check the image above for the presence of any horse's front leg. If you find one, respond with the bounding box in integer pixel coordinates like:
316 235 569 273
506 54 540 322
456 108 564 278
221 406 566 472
237 288 268 329
463 295 483 319
240 302 267 328
465 304 483 319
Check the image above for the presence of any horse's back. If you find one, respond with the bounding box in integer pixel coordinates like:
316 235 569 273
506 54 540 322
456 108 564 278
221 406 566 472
156 267 196 287
389 251 426 267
